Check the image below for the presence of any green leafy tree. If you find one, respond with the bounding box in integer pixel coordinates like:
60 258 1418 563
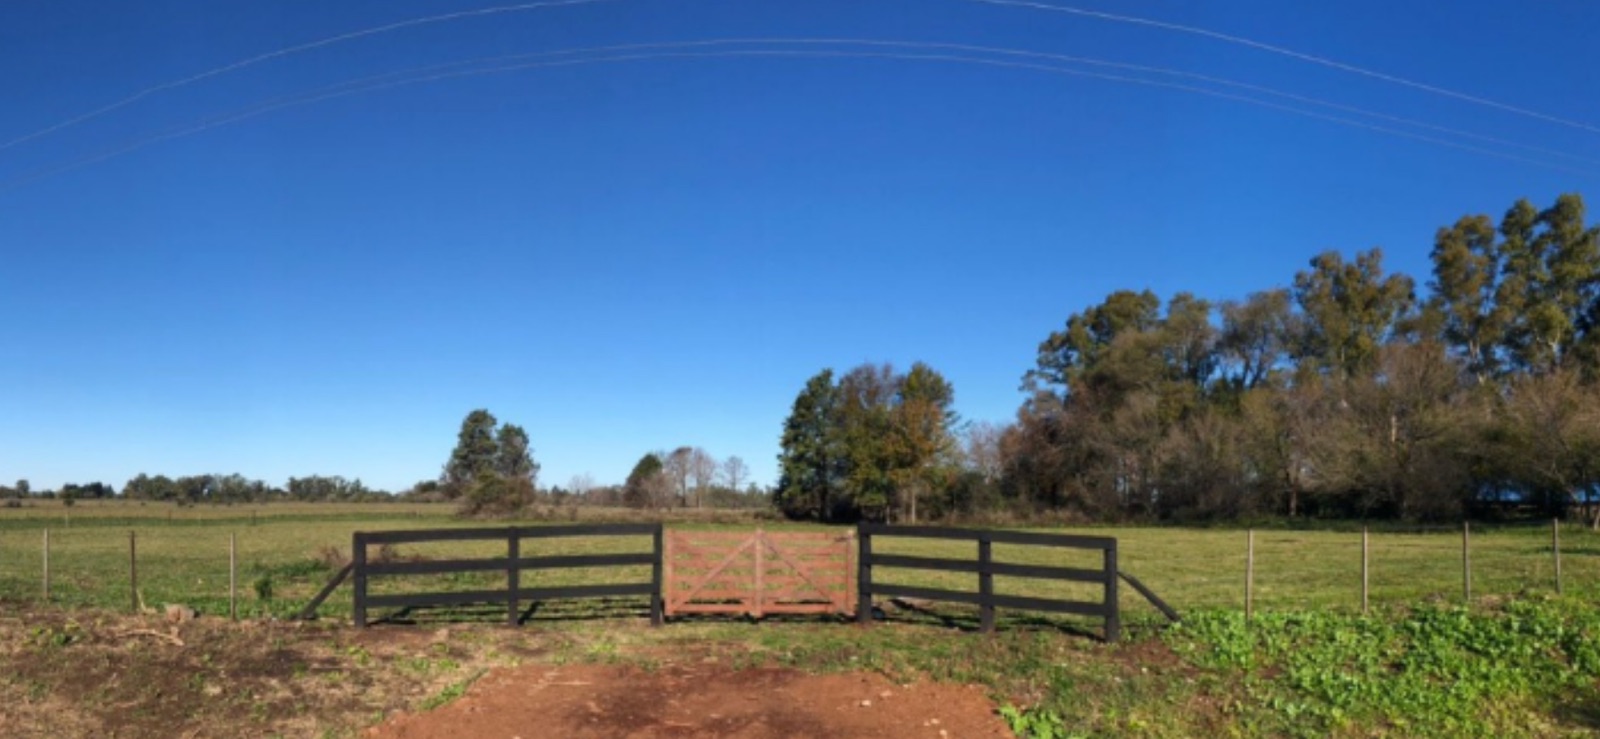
888 362 959 522
1427 214 1507 383
623 453 668 509
1218 289 1294 391
1497 195 1599 373
443 409 499 498
1291 248 1416 381
494 423 539 484
775 370 840 520
1026 289 1162 396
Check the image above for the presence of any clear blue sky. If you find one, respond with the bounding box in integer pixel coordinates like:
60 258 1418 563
2 0 1596 492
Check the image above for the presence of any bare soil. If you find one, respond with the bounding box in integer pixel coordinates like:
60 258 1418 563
367 663 1010 739
0 604 1014 738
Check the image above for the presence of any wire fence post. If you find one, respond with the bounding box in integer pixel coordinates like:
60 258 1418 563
1361 526 1369 615
1245 529 1255 621
129 530 139 613
1461 520 1471 603
1553 518 1562 596
42 528 50 602
230 532 238 620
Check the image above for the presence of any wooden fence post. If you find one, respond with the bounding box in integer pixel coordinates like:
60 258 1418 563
1245 529 1255 621
1553 518 1562 595
753 527 765 619
1104 540 1120 643
650 524 664 627
506 529 520 627
129 530 138 613
978 533 995 633
1361 526 1369 615
42 529 50 601
1462 520 1471 603
352 532 368 627
230 533 237 620
856 524 872 625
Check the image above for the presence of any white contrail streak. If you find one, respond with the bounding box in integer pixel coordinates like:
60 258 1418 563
4 45 1594 193
0 0 614 153
960 0 1600 135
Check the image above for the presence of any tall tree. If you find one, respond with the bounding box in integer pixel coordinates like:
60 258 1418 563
1498 195 1600 373
623 453 669 509
688 447 717 508
1027 289 1161 396
661 446 694 508
1292 248 1416 380
1218 289 1294 390
720 456 750 494
775 369 839 520
888 362 959 522
1428 214 1507 383
834 363 900 519
494 423 539 484
443 409 499 497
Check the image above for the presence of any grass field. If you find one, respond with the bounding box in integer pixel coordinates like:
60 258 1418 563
4 500 1600 737
0 500 1590 622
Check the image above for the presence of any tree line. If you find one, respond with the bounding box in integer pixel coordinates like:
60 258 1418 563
776 193 1600 525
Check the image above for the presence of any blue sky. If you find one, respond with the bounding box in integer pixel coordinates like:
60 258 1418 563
2 0 1596 492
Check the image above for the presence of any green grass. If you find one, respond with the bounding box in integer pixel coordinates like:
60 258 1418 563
1 501 1594 623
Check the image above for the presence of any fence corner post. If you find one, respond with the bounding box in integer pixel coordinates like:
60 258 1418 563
352 531 368 628
856 523 873 625
650 523 664 627
1104 539 1120 643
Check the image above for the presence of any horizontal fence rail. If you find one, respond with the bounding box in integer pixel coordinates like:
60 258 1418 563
351 524 663 627
857 523 1169 641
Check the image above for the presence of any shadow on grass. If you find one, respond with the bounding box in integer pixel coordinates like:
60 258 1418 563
873 598 1105 641
369 597 655 626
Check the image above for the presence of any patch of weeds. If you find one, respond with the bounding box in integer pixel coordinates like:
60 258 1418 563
1000 704 1080 739
252 574 274 602
345 645 372 667
29 622 82 648
419 669 486 711
1165 597 1600 737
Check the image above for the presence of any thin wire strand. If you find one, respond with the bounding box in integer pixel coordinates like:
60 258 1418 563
961 0 1600 135
102 35 1589 167
0 0 614 153
4 47 1594 193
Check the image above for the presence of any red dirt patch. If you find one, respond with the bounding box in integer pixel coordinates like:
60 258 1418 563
368 663 1011 739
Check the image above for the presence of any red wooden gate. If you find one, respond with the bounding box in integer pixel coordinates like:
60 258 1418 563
664 528 854 617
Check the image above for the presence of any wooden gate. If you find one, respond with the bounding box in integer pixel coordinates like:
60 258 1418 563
665 528 854 617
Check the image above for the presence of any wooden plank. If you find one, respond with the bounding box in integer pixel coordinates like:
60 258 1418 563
519 523 661 539
362 523 657 545
1119 570 1180 622
992 561 1107 583
298 562 354 620
871 583 984 606
366 588 508 609
366 558 509 576
669 538 754 609
519 553 656 569
990 593 1108 618
858 524 1116 550
520 582 655 601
